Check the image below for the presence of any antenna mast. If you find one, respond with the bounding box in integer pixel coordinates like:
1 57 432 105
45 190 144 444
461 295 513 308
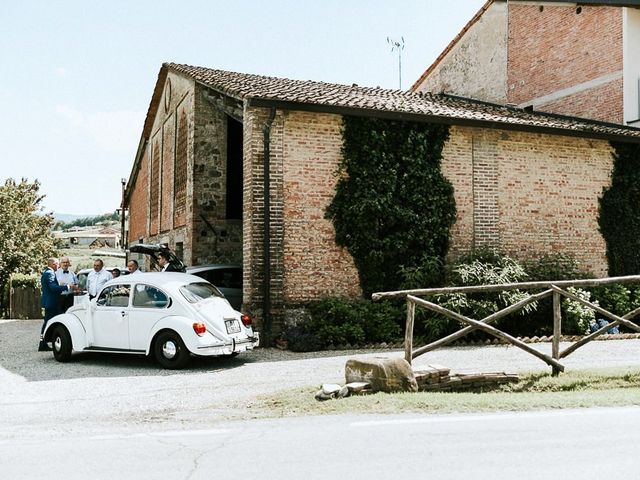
387 36 405 90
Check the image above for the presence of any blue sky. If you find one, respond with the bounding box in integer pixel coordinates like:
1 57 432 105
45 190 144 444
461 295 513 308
0 0 486 215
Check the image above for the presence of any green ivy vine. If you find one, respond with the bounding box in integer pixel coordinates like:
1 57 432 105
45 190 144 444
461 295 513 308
326 116 456 297
599 142 640 276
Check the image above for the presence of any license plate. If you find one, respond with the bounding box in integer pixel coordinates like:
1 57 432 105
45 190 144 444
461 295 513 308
225 319 241 334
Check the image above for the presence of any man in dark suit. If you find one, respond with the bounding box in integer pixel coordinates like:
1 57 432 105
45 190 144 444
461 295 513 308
39 257 75 351
158 252 180 272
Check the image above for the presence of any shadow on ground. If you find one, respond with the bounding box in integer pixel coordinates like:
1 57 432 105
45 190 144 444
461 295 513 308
0 319 253 382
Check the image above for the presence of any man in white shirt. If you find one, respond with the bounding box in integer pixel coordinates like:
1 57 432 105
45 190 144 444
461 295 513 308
127 259 142 274
87 259 113 299
55 256 78 312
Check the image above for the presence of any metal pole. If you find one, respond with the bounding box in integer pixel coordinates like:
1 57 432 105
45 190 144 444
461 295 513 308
120 178 126 251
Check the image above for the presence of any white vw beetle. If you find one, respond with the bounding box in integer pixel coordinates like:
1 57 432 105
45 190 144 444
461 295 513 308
42 273 259 369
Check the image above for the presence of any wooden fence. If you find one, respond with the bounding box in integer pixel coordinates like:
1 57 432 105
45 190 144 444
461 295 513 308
10 285 41 319
372 275 640 375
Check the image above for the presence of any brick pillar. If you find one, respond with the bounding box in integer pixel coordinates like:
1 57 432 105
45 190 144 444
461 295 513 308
472 134 500 248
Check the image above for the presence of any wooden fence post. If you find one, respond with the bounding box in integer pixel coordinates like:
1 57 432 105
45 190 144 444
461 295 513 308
404 298 415 365
552 290 562 376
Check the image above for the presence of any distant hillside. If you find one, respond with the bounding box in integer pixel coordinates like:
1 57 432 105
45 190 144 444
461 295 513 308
54 211 119 229
53 213 99 223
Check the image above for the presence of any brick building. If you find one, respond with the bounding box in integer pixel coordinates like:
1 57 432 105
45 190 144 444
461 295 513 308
412 0 640 126
124 62 640 341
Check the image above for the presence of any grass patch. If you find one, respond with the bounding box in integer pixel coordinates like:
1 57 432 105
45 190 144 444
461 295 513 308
245 367 640 419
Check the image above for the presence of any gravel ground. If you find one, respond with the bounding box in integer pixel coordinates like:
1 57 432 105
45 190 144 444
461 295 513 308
2 319 640 437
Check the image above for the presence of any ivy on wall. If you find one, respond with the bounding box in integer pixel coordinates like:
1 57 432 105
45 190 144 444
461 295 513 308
326 116 456 297
599 142 640 276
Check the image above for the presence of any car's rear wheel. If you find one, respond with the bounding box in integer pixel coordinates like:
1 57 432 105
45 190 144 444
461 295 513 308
52 325 72 362
154 330 190 369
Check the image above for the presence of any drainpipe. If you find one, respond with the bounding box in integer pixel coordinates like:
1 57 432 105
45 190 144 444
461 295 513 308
262 108 276 346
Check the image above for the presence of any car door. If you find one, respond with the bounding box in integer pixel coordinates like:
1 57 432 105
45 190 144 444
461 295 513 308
129 283 172 351
91 283 131 350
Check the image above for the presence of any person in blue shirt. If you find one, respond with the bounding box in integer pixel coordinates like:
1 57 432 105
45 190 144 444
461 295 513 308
39 257 76 351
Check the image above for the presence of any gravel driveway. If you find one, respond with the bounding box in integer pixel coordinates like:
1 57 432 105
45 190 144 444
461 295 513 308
2 319 640 438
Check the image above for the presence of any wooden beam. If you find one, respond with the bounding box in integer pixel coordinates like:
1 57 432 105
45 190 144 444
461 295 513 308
412 289 552 357
407 295 565 372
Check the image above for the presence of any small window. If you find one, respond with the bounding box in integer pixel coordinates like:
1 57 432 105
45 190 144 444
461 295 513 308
132 284 170 308
96 284 131 307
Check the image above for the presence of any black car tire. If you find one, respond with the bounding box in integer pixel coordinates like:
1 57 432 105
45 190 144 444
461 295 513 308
52 325 72 362
154 330 191 369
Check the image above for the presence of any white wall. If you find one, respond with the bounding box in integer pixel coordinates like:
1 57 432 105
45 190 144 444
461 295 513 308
413 2 508 103
623 7 640 124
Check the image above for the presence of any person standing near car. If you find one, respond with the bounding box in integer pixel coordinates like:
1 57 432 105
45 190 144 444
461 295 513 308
86 258 113 299
158 252 179 272
55 256 78 313
127 259 142 274
40 257 75 351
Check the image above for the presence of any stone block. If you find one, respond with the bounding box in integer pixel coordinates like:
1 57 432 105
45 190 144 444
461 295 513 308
345 357 418 393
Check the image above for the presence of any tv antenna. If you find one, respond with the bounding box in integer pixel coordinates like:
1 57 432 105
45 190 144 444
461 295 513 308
387 36 405 90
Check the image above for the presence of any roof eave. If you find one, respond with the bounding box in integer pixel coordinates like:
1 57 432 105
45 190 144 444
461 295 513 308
246 97 640 144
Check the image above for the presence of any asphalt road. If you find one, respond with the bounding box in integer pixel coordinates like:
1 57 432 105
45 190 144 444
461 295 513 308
2 319 640 479
2 407 640 480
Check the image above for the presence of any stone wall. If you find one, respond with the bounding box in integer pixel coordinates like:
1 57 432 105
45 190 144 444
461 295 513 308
190 83 243 266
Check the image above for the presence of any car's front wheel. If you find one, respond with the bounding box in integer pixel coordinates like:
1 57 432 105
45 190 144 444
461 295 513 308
51 325 72 362
154 330 190 369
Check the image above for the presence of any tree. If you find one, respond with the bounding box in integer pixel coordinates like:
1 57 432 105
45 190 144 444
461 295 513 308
0 179 57 316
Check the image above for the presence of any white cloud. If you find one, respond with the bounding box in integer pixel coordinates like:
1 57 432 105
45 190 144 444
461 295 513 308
55 104 84 126
54 105 144 154
85 110 144 154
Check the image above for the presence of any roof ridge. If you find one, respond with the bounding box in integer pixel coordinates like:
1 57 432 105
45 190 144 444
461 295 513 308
165 62 412 97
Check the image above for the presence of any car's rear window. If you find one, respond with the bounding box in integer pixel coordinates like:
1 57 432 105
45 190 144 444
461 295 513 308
180 282 224 303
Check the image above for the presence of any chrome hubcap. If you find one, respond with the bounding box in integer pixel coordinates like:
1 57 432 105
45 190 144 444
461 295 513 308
162 341 177 359
54 336 62 351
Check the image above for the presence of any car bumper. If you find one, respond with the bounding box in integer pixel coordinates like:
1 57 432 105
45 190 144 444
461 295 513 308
194 332 260 356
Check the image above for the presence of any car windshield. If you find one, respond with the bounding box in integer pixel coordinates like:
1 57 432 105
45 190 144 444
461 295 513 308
180 282 224 303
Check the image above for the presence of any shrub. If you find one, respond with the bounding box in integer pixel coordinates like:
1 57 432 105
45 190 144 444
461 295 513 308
284 297 404 352
523 253 588 282
413 249 534 342
589 283 640 331
518 253 593 337
562 287 596 335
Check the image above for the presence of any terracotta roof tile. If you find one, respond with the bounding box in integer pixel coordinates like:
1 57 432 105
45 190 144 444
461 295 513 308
165 62 640 142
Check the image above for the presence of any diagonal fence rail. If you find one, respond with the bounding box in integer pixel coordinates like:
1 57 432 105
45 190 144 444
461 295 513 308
372 275 640 375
